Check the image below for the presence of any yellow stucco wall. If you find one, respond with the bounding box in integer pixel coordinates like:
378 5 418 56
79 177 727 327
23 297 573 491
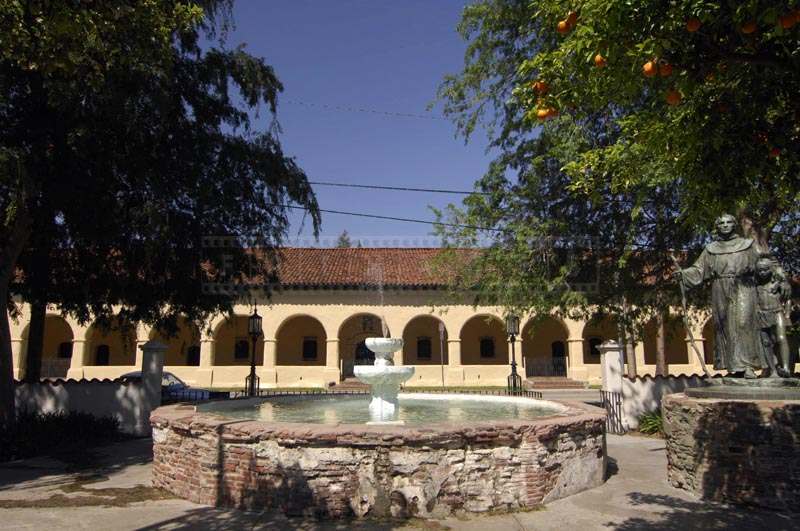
7 289 714 387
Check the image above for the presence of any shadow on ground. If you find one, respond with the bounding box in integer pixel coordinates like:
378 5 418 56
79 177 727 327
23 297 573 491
135 507 442 531
0 437 152 492
607 492 796 531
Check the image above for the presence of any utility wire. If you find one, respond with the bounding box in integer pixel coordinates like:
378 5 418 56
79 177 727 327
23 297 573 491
284 99 446 121
274 203 508 233
308 181 491 196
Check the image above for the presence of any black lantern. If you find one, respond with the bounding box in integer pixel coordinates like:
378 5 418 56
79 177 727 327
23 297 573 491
245 308 263 396
505 314 520 337
506 314 522 394
248 309 263 338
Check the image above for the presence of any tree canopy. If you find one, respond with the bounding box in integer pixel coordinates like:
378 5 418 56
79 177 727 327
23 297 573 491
0 1 320 422
434 0 799 326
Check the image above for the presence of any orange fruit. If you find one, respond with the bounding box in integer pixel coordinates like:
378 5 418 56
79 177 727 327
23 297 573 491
755 132 768 144
665 89 682 106
532 80 549 94
779 13 796 29
686 18 701 32
769 147 781 158
594 53 607 67
537 108 556 120
659 63 673 77
547 108 559 118
643 61 658 77
557 20 570 34
741 21 757 34
566 11 578 26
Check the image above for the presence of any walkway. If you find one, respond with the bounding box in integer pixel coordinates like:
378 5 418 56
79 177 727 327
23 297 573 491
0 435 792 530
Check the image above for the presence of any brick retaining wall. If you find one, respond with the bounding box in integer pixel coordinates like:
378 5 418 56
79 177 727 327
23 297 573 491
151 401 605 519
663 393 800 513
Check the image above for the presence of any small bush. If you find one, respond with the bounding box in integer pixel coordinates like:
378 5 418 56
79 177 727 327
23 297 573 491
0 410 122 462
638 411 664 436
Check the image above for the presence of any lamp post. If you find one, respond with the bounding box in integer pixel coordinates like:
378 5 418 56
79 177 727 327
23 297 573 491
506 314 522 394
245 308 263 397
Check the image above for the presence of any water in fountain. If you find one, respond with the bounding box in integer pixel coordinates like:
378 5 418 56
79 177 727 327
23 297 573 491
355 261 415 423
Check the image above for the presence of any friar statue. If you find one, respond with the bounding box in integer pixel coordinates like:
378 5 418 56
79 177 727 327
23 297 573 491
675 214 763 378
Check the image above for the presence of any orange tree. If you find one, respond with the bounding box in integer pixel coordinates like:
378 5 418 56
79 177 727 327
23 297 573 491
434 0 799 365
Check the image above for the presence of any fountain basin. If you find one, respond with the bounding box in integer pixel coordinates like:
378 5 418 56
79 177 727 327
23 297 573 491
151 395 606 519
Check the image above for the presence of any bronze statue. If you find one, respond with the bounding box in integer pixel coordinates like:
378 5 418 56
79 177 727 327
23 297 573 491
754 257 793 377
675 214 764 377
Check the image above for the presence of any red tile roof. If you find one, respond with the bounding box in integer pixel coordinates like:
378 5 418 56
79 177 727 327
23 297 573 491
273 248 470 288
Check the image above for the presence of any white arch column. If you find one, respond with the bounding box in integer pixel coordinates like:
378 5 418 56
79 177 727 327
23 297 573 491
325 338 341 383
566 338 587 381
445 339 464 386
194 331 215 387
11 338 24 380
258 337 277 387
66 330 90 380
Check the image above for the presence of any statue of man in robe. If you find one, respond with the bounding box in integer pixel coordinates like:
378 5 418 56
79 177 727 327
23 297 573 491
676 214 763 377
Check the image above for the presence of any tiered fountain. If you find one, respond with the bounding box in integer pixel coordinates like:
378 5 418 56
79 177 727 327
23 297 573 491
354 337 414 423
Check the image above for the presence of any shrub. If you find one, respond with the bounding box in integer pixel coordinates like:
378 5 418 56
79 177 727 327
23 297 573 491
638 411 664 436
0 411 122 462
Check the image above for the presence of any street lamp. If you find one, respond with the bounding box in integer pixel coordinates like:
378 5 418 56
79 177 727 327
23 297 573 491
245 308 263 397
506 314 522 394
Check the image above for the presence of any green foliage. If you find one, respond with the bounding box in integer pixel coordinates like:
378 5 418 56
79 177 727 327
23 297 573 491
638 410 664 435
0 410 122 462
432 0 799 330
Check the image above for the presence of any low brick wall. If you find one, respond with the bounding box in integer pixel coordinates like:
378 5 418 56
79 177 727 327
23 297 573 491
151 401 606 519
663 393 800 512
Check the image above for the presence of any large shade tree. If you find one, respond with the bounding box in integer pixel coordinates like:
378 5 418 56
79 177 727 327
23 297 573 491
0 1 320 423
433 0 799 372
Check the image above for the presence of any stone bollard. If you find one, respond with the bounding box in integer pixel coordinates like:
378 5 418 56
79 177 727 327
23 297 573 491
139 339 167 436
598 340 624 394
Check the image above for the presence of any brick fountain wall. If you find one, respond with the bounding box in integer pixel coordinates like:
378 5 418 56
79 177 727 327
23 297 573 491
150 401 606 519
663 393 800 513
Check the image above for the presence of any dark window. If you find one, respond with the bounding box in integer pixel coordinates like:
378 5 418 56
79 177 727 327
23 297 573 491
58 342 73 359
187 346 201 366
234 338 249 360
480 336 495 358
589 337 603 356
417 337 432 359
551 341 566 358
302 337 318 359
95 344 110 366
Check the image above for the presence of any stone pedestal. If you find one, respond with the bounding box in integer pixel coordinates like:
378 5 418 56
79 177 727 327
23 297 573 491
663 393 800 512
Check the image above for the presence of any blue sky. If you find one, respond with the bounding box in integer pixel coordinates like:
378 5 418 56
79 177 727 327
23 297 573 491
225 1 494 247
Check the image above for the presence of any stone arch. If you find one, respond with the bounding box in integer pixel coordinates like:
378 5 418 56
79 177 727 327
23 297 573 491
581 315 617 365
20 314 75 378
521 316 569 376
213 314 265 366
643 316 689 366
337 313 388 377
275 314 327 366
402 315 448 365
85 317 136 366
459 314 508 365
149 317 201 366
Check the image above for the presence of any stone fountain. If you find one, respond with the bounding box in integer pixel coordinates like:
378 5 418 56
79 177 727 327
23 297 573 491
354 337 414 423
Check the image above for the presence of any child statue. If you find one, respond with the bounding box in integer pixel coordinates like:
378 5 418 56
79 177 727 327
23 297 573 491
754 257 793 377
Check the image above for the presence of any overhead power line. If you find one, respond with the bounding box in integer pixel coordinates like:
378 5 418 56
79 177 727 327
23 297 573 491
275 203 508 233
308 181 491 196
284 99 446 121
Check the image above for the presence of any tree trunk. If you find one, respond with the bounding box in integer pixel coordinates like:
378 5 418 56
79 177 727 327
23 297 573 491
655 311 667 377
23 301 46 382
0 286 16 425
618 323 637 378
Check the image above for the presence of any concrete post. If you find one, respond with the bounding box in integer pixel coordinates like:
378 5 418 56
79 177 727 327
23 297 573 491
139 339 166 436
598 340 624 394
199 337 214 368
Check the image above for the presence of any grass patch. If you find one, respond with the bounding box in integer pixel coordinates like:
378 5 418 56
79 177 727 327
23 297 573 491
0 411 126 463
637 411 664 437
